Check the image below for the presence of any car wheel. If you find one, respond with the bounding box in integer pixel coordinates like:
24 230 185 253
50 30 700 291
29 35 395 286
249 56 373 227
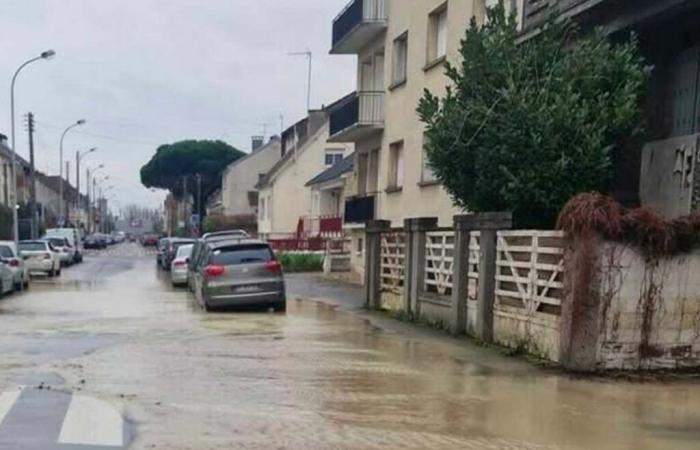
274 302 287 313
57 268 62 276
48 268 55 278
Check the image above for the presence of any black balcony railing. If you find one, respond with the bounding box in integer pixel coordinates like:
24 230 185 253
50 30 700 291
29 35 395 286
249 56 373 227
332 0 363 49
344 195 375 224
330 92 384 137
330 94 359 137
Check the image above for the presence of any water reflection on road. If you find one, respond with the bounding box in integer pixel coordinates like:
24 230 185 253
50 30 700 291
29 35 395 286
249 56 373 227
0 244 697 449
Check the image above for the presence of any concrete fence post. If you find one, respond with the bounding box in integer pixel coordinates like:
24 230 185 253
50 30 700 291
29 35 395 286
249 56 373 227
404 217 438 320
450 214 476 335
474 212 512 344
364 220 391 310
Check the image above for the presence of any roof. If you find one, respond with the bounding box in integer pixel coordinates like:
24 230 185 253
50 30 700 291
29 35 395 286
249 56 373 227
256 92 355 189
306 153 354 187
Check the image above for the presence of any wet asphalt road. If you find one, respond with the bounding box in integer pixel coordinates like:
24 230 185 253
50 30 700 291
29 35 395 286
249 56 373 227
0 243 699 449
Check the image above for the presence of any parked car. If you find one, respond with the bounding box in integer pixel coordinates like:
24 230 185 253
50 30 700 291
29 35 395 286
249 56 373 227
186 231 251 291
0 241 29 289
0 261 15 296
19 240 61 277
141 233 160 247
113 231 126 243
162 238 196 271
192 239 285 312
171 244 194 287
156 238 170 267
84 234 107 249
45 228 83 263
44 237 74 266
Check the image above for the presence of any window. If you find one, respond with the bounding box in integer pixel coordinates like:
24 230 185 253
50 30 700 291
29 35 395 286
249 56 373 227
388 141 404 190
357 237 363 254
427 3 448 64
324 150 344 167
421 134 437 183
392 32 408 86
259 197 267 221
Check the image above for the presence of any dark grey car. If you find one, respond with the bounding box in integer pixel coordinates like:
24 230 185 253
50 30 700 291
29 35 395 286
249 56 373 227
193 239 285 312
186 230 250 291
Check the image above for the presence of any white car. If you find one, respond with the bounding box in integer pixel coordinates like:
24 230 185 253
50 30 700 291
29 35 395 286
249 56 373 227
18 240 62 277
43 236 74 266
0 261 14 296
44 228 83 263
171 244 194 287
0 241 29 289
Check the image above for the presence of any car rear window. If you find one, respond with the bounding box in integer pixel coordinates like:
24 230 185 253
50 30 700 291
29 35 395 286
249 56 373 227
209 244 273 266
176 245 194 258
47 238 66 246
0 246 13 258
19 242 46 252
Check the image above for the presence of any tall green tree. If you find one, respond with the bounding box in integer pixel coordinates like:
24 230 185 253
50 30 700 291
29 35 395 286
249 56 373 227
140 140 244 218
417 2 648 227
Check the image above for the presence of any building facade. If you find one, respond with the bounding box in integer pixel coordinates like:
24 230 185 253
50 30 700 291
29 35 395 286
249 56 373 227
329 0 520 277
257 99 354 238
221 136 281 220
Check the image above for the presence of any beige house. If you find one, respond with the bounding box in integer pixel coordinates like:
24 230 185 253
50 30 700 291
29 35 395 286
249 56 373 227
221 136 281 220
329 0 523 277
257 98 354 238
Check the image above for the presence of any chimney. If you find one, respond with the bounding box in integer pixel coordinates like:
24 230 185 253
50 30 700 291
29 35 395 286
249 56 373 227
0 134 7 146
252 136 264 152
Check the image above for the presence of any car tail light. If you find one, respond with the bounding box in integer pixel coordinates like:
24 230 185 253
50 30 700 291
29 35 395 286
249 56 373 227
8 259 19 267
43 253 51 260
266 260 282 273
174 261 187 268
205 265 225 277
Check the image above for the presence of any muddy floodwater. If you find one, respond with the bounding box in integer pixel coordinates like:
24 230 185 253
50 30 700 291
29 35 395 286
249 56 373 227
0 244 698 449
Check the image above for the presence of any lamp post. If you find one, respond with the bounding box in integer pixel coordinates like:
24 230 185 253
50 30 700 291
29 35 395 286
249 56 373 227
76 147 97 228
59 119 85 225
10 49 55 244
86 164 104 232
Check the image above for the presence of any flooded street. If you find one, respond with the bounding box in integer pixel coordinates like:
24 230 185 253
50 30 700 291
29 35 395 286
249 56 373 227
0 244 698 449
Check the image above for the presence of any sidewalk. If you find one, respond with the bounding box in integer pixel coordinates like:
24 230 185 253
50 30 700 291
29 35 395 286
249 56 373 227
285 273 365 311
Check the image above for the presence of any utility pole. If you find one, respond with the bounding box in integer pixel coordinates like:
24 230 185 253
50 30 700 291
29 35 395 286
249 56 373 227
196 173 202 237
86 168 91 232
65 161 70 225
25 113 37 238
182 176 188 234
288 50 313 112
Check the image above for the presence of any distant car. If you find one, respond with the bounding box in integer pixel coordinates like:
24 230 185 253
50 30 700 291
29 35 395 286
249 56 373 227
0 241 29 289
84 234 107 249
0 261 15 296
156 238 169 267
19 240 61 277
114 231 126 243
192 239 286 312
141 233 159 247
44 237 74 266
44 228 83 263
170 244 194 287
162 238 196 271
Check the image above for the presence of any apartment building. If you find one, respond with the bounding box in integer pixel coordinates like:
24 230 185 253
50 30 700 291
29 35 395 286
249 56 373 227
257 96 354 238
329 0 522 277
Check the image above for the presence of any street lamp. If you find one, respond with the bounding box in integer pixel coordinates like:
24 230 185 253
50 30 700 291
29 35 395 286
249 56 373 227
59 118 85 224
10 49 55 244
76 147 97 221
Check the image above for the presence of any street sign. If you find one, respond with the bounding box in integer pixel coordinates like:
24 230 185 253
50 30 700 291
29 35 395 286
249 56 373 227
0 385 128 449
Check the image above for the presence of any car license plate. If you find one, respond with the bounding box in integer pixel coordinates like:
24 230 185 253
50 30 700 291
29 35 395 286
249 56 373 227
235 286 260 293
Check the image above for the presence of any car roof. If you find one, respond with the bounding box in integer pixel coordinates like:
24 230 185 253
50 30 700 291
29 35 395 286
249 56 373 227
207 238 267 250
202 230 249 240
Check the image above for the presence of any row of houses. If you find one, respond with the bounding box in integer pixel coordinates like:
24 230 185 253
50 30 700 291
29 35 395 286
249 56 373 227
206 0 700 282
0 133 101 237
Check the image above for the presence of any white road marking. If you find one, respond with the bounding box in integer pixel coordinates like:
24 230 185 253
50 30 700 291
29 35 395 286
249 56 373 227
58 394 123 447
0 386 23 426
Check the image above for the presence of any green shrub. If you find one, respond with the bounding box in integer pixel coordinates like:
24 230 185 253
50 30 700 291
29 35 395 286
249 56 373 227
277 253 324 273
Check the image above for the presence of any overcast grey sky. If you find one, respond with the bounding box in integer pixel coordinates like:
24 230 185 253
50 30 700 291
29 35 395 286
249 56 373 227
0 0 356 211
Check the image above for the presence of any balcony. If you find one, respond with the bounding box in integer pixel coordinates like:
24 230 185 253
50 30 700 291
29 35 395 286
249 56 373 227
331 0 387 55
344 195 375 224
329 91 384 143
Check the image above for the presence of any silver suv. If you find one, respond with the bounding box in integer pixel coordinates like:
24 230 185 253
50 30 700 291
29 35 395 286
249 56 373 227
192 239 285 312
